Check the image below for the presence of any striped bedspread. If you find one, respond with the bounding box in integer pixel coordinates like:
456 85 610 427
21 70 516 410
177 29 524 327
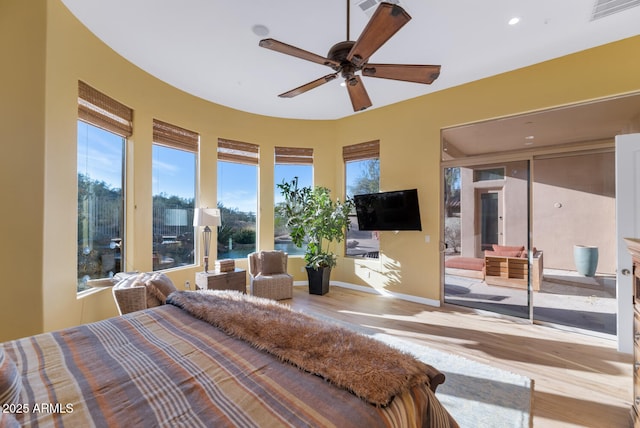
2 305 454 427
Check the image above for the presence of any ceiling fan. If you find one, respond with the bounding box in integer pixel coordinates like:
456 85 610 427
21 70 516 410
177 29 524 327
258 1 441 112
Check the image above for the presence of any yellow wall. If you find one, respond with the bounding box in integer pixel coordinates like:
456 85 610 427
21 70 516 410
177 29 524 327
333 37 640 300
0 0 46 340
1 0 639 341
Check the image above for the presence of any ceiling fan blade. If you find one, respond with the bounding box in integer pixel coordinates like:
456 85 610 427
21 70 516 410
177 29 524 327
346 3 411 67
259 38 341 69
362 64 441 84
346 76 372 112
278 73 339 98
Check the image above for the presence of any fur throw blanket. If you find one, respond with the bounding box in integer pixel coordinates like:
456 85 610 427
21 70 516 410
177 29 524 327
166 290 432 407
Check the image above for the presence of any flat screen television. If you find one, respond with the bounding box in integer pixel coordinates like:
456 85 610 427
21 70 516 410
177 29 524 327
353 189 422 231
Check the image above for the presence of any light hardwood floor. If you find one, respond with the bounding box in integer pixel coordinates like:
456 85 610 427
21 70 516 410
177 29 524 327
288 286 632 428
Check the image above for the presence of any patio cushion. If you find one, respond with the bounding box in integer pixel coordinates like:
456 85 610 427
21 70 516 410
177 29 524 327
485 249 522 257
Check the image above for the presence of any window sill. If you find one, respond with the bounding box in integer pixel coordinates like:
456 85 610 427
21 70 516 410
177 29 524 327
76 282 112 299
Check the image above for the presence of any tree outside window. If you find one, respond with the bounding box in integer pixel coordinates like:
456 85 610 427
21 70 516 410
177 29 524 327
77 81 132 292
217 161 257 259
152 144 196 270
345 158 380 257
444 167 461 253
77 121 124 291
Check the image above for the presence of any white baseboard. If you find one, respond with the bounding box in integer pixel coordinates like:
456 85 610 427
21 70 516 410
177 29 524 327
293 280 441 307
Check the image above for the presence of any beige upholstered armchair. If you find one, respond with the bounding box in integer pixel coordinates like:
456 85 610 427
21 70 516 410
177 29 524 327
248 251 293 300
112 272 177 315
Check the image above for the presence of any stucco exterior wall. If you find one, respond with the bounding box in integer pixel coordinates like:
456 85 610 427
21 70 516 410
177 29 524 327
533 152 615 273
457 161 528 258
454 154 614 274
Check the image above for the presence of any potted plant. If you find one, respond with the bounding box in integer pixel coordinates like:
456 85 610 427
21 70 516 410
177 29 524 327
277 177 354 295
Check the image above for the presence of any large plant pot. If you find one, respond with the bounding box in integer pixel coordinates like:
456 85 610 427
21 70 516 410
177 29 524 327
306 266 331 295
573 245 598 277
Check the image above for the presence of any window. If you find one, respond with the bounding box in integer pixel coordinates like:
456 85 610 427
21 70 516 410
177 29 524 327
474 167 505 182
77 81 132 292
274 147 313 256
152 119 198 271
344 141 380 258
217 139 259 259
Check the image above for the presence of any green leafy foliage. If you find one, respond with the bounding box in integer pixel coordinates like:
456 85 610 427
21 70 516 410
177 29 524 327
276 177 354 269
216 202 256 247
347 159 380 197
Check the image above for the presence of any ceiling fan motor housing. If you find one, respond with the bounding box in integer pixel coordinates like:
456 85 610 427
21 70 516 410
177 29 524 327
327 41 356 67
328 41 360 82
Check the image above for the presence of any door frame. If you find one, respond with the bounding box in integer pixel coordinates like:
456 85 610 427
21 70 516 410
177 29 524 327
476 188 504 254
616 133 640 353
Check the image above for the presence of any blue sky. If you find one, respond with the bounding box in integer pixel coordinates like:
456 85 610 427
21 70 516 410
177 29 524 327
274 164 313 204
152 145 195 199
345 161 366 197
78 121 197 199
218 162 313 213
78 121 331 213
77 121 123 188
218 161 257 213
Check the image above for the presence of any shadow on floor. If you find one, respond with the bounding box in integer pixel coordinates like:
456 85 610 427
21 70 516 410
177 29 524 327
445 272 616 335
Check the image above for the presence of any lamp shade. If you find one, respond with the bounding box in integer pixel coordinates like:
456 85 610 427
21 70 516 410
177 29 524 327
193 208 221 227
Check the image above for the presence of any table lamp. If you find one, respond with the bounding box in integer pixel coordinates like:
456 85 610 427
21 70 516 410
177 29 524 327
193 208 221 272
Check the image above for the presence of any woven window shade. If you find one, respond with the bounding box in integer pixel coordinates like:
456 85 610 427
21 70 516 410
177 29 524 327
218 138 259 165
343 140 380 162
153 119 199 153
275 146 313 165
78 81 133 137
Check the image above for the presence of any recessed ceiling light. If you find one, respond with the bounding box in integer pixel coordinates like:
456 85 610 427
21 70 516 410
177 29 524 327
252 24 269 37
508 17 520 26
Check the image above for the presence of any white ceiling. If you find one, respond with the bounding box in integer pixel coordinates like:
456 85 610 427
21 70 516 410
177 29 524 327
61 0 640 120
442 93 640 158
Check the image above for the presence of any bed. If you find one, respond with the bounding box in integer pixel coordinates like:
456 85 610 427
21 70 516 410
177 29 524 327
1 290 457 427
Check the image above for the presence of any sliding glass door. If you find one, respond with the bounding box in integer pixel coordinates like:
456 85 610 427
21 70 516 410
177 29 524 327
442 151 616 335
530 151 616 335
443 161 531 319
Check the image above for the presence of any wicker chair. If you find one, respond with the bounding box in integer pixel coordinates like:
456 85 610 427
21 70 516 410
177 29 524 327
248 251 293 300
112 272 177 315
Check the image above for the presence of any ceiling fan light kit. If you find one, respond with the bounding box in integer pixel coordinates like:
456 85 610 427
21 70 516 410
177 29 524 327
259 1 441 112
